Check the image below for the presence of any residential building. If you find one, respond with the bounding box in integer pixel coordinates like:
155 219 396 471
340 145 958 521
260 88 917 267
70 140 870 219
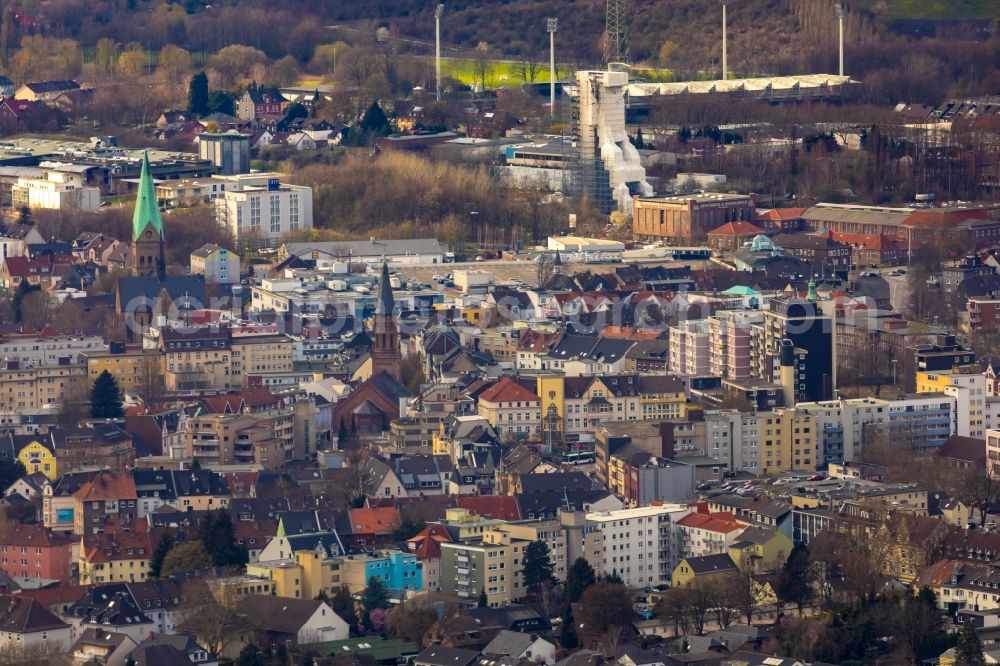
751 297 834 403
340 550 423 595
585 504 692 587
0 523 74 584
14 79 81 102
917 366 986 439
753 408 818 473
0 359 86 412
708 310 762 381
707 221 766 253
236 85 288 121
669 320 711 376
671 553 739 588
771 233 852 276
70 628 138 666
78 529 153 584
439 528 525 607
0 594 72 655
676 510 750 559
477 378 541 442
72 471 138 535
176 410 293 469
228 595 348 658
83 346 161 395
496 518 568 580
190 243 240 284
157 327 235 392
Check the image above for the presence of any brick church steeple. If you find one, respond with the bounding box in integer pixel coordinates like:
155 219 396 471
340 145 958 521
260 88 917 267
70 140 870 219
130 151 166 278
370 257 401 380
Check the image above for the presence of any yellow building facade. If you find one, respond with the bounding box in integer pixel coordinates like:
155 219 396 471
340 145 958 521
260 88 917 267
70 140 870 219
16 438 57 480
758 408 817 473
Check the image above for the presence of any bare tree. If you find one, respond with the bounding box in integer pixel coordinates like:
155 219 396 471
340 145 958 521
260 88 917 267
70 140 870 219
176 578 251 657
57 374 91 429
135 353 166 411
536 254 555 290
512 54 542 83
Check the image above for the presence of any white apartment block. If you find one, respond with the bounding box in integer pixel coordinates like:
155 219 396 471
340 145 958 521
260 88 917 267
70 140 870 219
215 175 313 248
668 320 710 376
585 504 691 587
704 410 738 470
11 168 100 211
0 335 105 367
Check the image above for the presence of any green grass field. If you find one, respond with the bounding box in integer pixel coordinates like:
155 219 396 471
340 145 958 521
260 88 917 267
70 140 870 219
852 0 997 20
441 58 557 89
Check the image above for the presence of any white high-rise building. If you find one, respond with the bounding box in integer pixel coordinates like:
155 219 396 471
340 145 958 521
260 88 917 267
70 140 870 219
215 175 313 249
585 504 691 587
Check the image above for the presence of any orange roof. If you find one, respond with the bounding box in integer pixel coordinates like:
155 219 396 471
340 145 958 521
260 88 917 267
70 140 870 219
72 471 137 502
600 326 664 340
457 495 521 521
914 558 959 588
758 207 807 221
349 506 400 535
708 221 765 237
478 377 539 404
408 524 453 559
676 510 748 533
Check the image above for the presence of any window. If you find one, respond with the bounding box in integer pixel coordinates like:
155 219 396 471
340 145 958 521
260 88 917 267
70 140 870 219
289 194 299 230
270 195 281 233
250 196 261 229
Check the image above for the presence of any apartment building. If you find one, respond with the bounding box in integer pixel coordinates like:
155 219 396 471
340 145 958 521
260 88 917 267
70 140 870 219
0 359 86 412
340 550 423 595
675 511 750 559
585 504 691 587
177 410 294 469
669 320 711 376
83 347 162 394
497 519 568 580
439 528 526 608
0 335 105 366
751 298 834 403
708 310 762 381
231 334 295 385
477 378 541 441
157 327 235 392
756 408 818 474
558 509 604 573
190 243 240 284
918 366 986 439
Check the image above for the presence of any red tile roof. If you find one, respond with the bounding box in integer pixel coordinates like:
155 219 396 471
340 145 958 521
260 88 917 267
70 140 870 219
72 471 137 502
478 377 540 404
0 523 73 549
18 585 89 608
757 207 807 221
456 495 521 522
708 221 765 237
81 530 152 564
349 507 400 535
676 511 748 533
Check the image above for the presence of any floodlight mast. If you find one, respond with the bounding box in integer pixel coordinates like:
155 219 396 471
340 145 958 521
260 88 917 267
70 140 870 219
435 4 445 101
547 18 558 117
835 2 845 77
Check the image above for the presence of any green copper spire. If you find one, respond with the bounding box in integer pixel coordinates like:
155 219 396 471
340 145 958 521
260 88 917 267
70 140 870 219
132 151 164 242
806 276 818 302
276 517 285 539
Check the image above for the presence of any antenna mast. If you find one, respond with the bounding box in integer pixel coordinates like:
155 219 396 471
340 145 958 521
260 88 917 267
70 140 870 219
605 0 629 66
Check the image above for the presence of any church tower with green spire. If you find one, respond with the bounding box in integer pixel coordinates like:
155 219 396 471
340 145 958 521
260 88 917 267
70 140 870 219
130 151 166 277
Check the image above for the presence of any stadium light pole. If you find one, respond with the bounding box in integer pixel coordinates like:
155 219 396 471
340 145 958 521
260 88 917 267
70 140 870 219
835 2 845 76
720 1 727 80
547 18 558 117
435 4 445 101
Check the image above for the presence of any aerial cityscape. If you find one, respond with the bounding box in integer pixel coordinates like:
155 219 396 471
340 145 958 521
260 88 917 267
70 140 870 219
0 0 997 664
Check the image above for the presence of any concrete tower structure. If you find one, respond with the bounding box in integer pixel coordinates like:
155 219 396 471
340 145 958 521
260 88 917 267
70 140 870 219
574 70 652 214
